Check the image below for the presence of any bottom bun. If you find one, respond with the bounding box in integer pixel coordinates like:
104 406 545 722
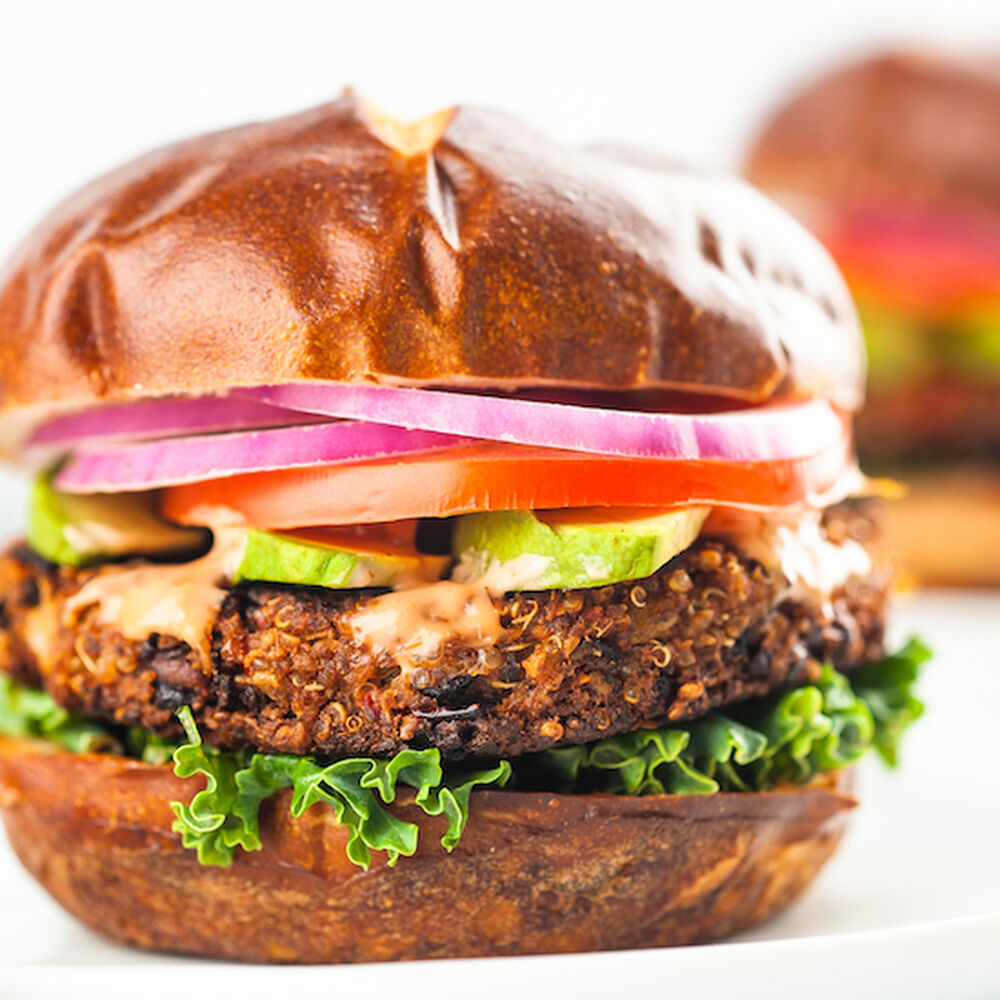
885 467 1000 586
0 736 854 964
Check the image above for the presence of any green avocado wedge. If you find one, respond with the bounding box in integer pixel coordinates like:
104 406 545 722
234 528 449 589
29 472 209 568
452 507 709 591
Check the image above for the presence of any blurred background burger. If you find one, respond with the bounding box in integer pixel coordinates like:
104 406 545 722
746 51 1000 585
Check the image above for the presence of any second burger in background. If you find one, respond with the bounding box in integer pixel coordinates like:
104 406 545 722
745 51 1000 585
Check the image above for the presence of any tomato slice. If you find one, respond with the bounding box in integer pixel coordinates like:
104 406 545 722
822 218 1000 320
162 437 854 529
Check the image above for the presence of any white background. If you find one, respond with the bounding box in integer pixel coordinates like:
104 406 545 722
0 3 999 996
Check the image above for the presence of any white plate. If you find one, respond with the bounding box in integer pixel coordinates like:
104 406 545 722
0 515 997 1000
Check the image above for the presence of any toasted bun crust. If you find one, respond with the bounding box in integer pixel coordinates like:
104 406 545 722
887 468 1000 586
0 737 854 963
0 95 862 447
745 52 1000 219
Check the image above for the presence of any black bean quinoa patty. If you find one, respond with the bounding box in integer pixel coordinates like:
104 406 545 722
0 502 888 761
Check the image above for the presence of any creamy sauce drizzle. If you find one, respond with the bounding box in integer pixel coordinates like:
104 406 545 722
64 529 248 669
346 581 501 671
345 554 550 672
706 507 871 610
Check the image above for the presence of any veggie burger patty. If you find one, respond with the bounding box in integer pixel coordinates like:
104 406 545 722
0 501 886 761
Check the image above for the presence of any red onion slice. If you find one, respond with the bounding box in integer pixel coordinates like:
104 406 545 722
238 383 846 462
55 421 470 493
29 395 324 449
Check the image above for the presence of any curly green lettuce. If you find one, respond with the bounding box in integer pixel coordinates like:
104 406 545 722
0 639 928 870
0 672 119 753
515 638 929 796
168 705 511 868
849 639 928 767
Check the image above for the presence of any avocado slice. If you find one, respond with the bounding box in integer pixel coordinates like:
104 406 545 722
29 472 210 568
452 506 709 591
234 528 449 589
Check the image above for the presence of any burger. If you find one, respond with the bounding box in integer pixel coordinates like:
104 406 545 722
0 96 925 963
745 51 1000 585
